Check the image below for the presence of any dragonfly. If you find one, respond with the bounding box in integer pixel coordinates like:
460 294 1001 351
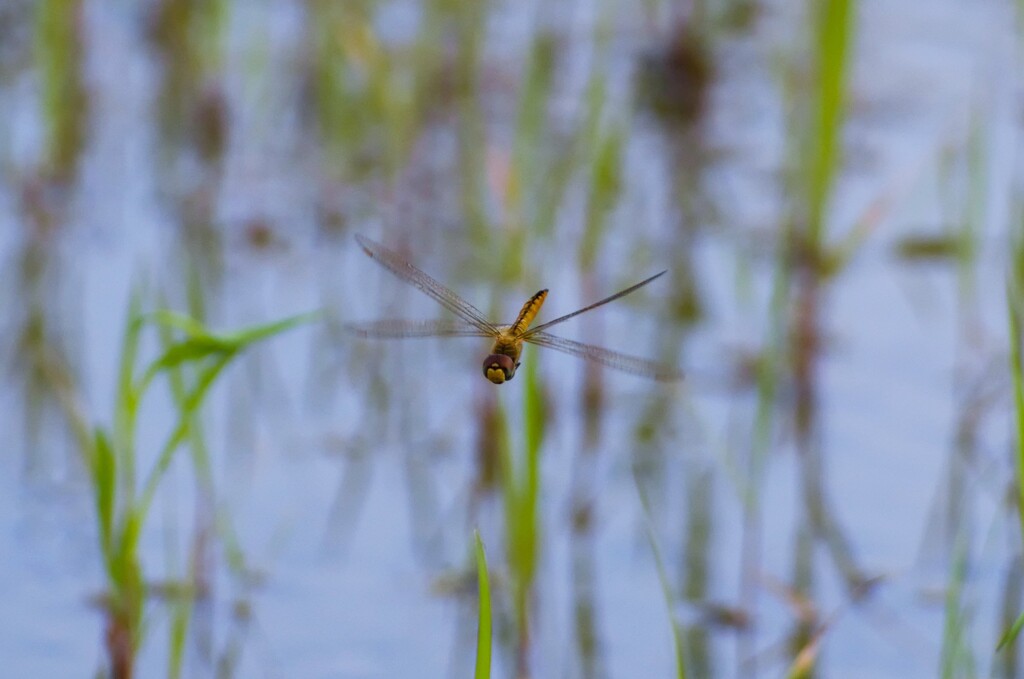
349 234 683 384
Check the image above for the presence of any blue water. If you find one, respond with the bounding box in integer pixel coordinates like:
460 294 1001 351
0 0 1020 677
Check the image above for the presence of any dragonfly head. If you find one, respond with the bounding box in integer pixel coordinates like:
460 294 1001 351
483 354 517 384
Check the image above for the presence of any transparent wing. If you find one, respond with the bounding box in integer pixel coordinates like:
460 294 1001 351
519 271 667 339
525 331 683 382
345 319 494 339
355 234 499 336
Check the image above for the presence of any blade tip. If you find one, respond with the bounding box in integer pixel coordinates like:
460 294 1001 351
354 233 374 256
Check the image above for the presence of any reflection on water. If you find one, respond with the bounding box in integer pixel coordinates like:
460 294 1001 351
1 1 1022 677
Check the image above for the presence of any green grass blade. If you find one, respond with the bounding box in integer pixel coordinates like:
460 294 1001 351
495 352 546 669
154 312 216 485
785 637 821 679
523 348 545 477
807 0 854 245
168 594 189 679
108 508 145 632
114 288 145 494
142 310 213 338
34 0 87 178
87 299 318 674
940 531 973 678
137 336 233 396
143 309 320 349
219 310 322 348
1003 249 1024 654
473 531 492 679
635 478 687 679
997 610 1024 652
1010 285 1024 542
138 310 319 404
138 354 235 520
518 353 544 597
91 428 117 555
113 509 143 585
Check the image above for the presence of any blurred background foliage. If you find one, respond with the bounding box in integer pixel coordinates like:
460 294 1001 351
1 0 1023 678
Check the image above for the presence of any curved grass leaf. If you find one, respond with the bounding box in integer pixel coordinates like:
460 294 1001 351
138 337 235 395
137 310 320 399
219 310 322 347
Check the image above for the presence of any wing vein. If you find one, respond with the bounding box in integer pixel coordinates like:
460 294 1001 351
526 331 683 382
519 271 667 338
356 234 499 335
345 319 493 339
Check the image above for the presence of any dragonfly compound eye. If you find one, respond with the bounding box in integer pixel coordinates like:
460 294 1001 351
483 354 516 384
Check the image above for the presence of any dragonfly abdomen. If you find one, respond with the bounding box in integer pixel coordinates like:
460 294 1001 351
509 289 548 336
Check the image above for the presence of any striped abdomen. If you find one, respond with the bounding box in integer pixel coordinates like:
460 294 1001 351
509 289 548 337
